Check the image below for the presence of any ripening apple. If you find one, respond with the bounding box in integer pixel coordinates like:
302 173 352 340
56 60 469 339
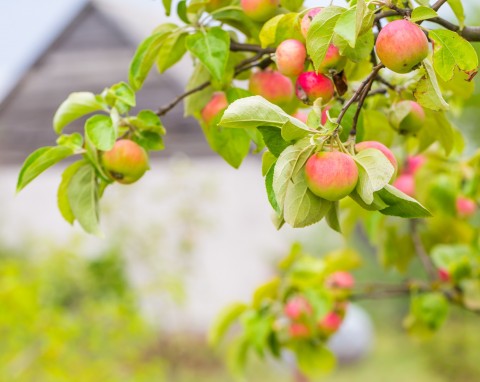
284 296 312 320
456 196 477 218
318 312 343 334
201 92 228 125
301 7 323 37
393 173 415 197
438 268 451 283
249 69 294 107
296 71 335 105
276 39 307 77
317 44 347 74
326 271 355 289
289 322 310 338
241 0 279 22
102 140 149 184
376 19 429 74
405 155 426 175
395 100 426 134
305 151 359 201
355 141 398 173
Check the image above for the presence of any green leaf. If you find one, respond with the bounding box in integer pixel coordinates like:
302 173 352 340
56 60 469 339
306 6 345 72
404 293 449 338
162 0 172 15
410 6 438 22
85 115 115 151
53 92 108 134
259 15 284 48
219 96 312 141
283 170 332 228
258 126 290 157
17 146 74 192
280 0 302 12
354 148 395 205
129 24 177 91
262 150 277 176
272 138 313 209
266 165 281 214
128 110 166 134
420 110 455 155
177 0 189 23
326 201 341 232
184 63 213 117
334 29 374 62
252 278 280 308
107 82 136 108
208 302 248 347
429 29 478 82
447 0 465 28
57 160 87 224
67 164 101 235
185 27 230 82
414 58 449 111
211 7 261 38
334 0 368 49
56 133 83 151
377 184 431 218
296 344 336 379
275 13 304 45
132 131 165 151
156 31 188 73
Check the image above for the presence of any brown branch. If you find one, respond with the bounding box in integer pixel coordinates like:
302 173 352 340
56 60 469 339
431 0 447 11
230 41 275 54
156 53 273 116
410 219 438 281
336 63 384 129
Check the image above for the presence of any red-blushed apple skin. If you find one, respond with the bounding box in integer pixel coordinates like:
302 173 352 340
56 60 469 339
249 70 294 106
355 141 398 173
438 268 451 282
305 151 358 201
393 174 415 197
289 322 310 338
456 197 477 218
376 19 429 73
241 0 279 21
317 44 347 73
201 92 228 125
284 296 312 320
102 140 149 185
405 155 426 175
301 7 323 37
326 271 355 289
318 312 343 334
293 111 308 124
276 39 307 77
295 71 335 105
398 100 426 133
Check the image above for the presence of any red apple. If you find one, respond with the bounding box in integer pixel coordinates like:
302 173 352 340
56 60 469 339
405 155 426 175
305 151 359 201
289 322 310 338
296 71 335 105
396 100 426 133
276 39 307 77
102 140 149 184
326 271 355 289
317 44 347 74
284 296 312 320
201 92 228 125
318 312 343 334
456 196 477 218
249 69 294 107
301 7 323 38
376 19 429 74
393 173 415 197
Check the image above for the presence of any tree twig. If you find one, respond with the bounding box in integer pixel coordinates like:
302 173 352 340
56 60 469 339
410 219 438 281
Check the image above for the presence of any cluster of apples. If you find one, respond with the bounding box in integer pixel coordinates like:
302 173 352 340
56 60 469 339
282 271 355 339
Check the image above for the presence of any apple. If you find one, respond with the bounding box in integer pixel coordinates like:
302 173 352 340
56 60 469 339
284 296 312 320
201 92 228 125
249 69 294 107
241 0 279 22
395 100 426 134
301 7 323 38
317 44 347 74
456 196 477 218
438 268 451 283
295 71 335 105
276 39 307 77
393 173 415 197
289 322 310 338
318 312 343 334
305 151 358 201
376 19 429 74
326 271 355 289
102 140 149 184
405 155 426 175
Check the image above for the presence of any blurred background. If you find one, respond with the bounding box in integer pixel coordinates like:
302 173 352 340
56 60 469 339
0 0 479 381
